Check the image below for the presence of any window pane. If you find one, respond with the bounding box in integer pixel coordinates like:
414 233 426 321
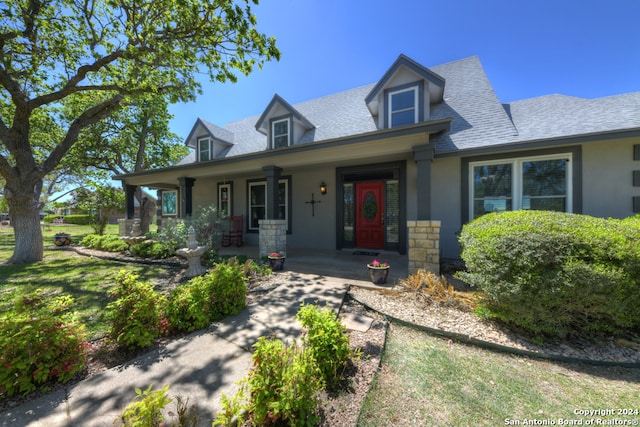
522 159 566 197
386 180 399 244
391 110 416 127
273 120 288 136
199 139 210 161
273 136 287 148
250 207 265 229
250 185 265 206
391 90 415 111
473 164 512 219
343 183 354 243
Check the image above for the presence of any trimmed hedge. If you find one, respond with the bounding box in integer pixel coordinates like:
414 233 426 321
42 214 94 225
457 211 640 339
80 234 129 252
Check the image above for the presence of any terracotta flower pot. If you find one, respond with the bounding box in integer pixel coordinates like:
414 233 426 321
55 234 71 246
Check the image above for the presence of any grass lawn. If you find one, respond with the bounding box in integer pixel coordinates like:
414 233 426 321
0 224 168 340
358 323 640 426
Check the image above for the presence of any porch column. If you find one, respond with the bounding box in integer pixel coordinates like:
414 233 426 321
410 143 440 275
125 184 137 219
178 177 195 218
263 166 282 219
413 143 435 219
156 189 163 229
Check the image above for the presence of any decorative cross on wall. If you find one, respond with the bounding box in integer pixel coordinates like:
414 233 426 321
305 193 321 216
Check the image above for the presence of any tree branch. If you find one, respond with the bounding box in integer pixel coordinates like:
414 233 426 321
43 94 125 174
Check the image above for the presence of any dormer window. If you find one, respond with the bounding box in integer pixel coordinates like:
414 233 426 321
388 86 418 127
272 118 290 148
198 137 213 161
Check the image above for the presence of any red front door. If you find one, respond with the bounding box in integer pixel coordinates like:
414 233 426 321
355 182 385 249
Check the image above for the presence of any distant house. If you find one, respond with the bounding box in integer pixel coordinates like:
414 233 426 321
115 54 640 265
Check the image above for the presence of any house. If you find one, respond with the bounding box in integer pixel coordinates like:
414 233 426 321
114 54 640 273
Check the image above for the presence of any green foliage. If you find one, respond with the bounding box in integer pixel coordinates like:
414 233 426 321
0 0 279 264
296 303 352 387
42 215 65 223
166 262 246 332
116 384 172 427
215 304 354 426
130 241 173 259
105 271 168 349
214 337 324 427
80 233 129 252
457 211 640 339
75 186 125 234
63 214 95 225
0 290 88 397
157 204 226 254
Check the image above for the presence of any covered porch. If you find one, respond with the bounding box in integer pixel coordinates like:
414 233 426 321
217 245 409 285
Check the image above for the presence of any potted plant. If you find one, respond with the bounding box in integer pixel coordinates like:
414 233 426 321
367 259 390 284
54 232 72 246
267 251 286 271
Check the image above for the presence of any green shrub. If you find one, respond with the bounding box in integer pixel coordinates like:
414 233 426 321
116 384 172 427
214 337 323 427
80 234 129 252
130 241 173 259
296 303 352 387
0 290 88 397
166 262 246 332
64 214 94 225
105 271 168 349
42 214 64 223
166 278 212 332
457 211 640 339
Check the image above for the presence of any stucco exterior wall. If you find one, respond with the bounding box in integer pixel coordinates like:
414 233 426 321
431 156 462 259
581 137 639 219
288 167 335 249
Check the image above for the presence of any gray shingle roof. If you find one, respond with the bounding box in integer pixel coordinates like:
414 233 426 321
506 93 640 142
185 55 639 160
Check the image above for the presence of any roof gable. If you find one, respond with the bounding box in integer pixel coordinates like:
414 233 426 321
365 54 445 115
255 94 315 135
184 118 235 148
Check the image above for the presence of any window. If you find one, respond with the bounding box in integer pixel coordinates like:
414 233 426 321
470 154 571 219
271 118 290 148
248 178 290 231
218 182 232 216
162 190 177 216
198 137 212 161
388 87 418 127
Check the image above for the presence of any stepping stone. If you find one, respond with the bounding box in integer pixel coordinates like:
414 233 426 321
341 312 374 332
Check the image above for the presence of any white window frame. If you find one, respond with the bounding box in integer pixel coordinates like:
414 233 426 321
388 86 418 128
271 118 290 148
469 153 572 219
198 137 212 162
248 179 289 231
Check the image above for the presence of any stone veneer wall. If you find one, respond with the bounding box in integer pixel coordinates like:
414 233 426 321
407 220 441 275
259 219 287 258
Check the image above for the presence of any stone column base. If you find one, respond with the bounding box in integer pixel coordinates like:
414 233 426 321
407 220 441 275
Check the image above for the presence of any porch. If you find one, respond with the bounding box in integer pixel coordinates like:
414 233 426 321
217 245 409 285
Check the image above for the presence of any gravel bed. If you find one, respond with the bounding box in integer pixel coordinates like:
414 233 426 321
349 286 640 365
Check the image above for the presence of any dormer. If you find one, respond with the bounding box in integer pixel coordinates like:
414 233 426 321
365 54 445 129
255 94 315 149
185 118 235 162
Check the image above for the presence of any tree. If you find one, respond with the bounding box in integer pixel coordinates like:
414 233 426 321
74 185 125 234
0 0 279 263
70 94 189 184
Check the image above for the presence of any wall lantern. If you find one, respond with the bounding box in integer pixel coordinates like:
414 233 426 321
320 181 328 195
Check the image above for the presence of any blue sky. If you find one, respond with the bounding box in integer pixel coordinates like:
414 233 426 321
168 0 639 140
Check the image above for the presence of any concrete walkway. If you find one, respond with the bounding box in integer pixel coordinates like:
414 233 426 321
1 272 367 427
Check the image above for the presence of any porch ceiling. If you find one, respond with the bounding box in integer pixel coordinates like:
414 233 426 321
115 119 450 187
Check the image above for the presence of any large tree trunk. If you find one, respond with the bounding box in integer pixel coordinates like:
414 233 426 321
5 184 44 264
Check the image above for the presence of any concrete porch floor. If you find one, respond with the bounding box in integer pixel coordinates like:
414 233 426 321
217 245 408 285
